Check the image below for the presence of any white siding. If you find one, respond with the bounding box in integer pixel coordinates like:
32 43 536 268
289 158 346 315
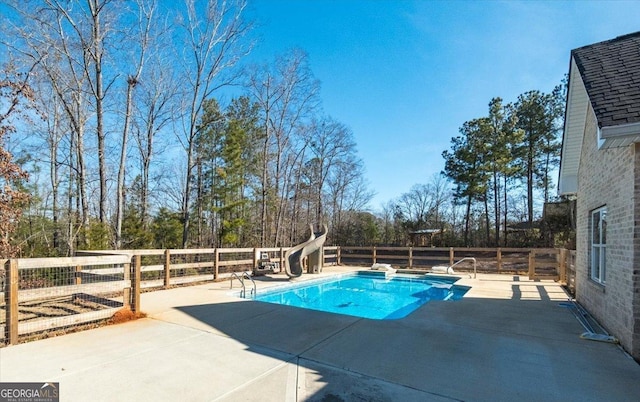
559 57 590 195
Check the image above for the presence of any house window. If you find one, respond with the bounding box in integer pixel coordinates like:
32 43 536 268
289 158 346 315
590 206 606 284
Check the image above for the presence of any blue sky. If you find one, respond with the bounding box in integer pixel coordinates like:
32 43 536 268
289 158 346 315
244 0 640 210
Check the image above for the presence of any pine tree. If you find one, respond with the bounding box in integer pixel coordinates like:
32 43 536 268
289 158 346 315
485 98 519 246
442 119 490 246
216 97 260 246
513 87 564 227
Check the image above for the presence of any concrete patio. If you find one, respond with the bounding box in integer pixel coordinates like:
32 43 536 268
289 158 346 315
1 267 639 401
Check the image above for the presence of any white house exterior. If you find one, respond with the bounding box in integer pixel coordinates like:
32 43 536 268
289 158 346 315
559 32 640 361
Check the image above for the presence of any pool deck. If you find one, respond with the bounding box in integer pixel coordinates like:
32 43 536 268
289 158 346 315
2 266 640 401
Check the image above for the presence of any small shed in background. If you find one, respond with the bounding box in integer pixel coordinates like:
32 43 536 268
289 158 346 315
408 229 443 247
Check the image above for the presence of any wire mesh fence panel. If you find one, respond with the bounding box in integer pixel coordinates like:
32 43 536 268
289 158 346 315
2 255 130 343
411 248 451 268
337 246 564 276
166 250 216 286
323 246 338 265
338 247 375 266
138 252 166 289
135 250 222 289
217 249 254 277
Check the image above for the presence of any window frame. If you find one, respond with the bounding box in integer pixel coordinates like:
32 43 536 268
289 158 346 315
590 206 607 285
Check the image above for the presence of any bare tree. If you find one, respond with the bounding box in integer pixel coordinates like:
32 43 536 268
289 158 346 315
85 0 112 225
396 184 435 229
132 62 177 230
33 80 65 252
246 49 320 245
2 0 133 249
304 116 356 225
175 0 252 248
428 172 450 230
327 157 373 240
114 0 157 248
3 1 93 248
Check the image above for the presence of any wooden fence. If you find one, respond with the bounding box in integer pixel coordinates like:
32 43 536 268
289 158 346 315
1 254 131 345
338 246 564 277
1 246 339 345
2 245 567 345
559 250 577 296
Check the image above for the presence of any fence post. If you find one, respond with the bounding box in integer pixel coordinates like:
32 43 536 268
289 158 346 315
164 249 171 288
6 259 19 345
337 246 341 265
449 247 454 266
569 251 576 295
558 248 567 283
123 258 131 309
253 248 258 272
528 251 535 280
408 247 413 268
131 255 141 313
372 246 377 264
75 264 82 285
214 248 220 280
497 248 502 273
279 247 284 269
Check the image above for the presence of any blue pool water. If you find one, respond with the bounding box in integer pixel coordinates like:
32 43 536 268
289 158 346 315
253 273 469 320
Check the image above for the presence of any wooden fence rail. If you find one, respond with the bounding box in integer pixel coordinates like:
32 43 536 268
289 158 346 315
338 246 564 275
3 246 573 345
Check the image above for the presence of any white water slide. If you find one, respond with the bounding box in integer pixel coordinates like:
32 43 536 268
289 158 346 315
284 224 328 278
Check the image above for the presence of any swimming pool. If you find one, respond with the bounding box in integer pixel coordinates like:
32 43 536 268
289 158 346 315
252 273 469 320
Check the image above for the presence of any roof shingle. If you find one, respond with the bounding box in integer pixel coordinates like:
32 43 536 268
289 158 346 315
572 31 640 127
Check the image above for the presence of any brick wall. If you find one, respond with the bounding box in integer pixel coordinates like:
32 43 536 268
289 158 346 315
576 104 637 358
633 142 640 360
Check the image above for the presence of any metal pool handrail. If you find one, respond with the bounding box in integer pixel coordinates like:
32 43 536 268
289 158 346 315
230 271 256 298
243 271 256 298
450 257 477 279
230 271 246 298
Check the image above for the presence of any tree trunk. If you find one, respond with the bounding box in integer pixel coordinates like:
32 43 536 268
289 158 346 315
182 145 194 248
493 169 500 246
49 127 60 252
115 80 136 249
67 131 76 256
89 0 108 225
484 194 490 246
196 158 204 247
141 124 152 228
528 149 534 227
77 126 89 247
464 194 472 247
272 135 283 246
260 129 269 245
503 174 509 247
543 149 551 203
